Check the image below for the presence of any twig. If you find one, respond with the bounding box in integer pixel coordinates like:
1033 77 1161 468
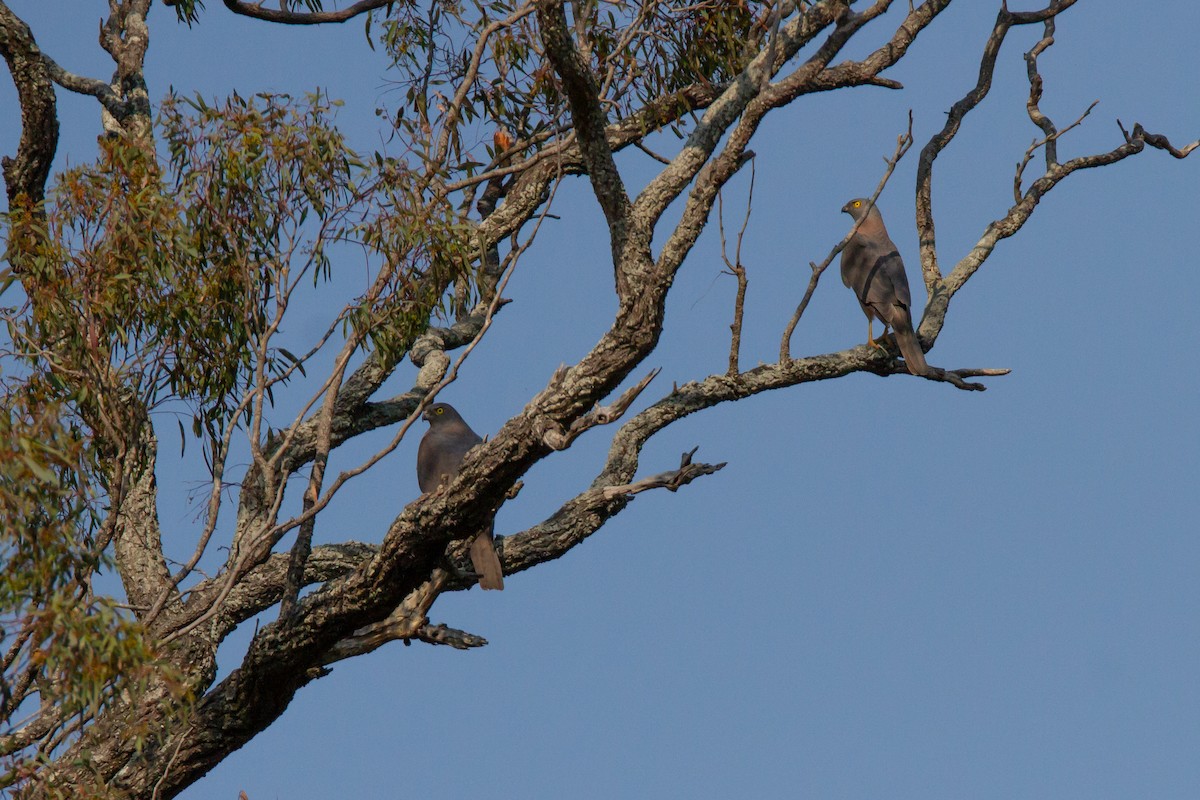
1014 100 1097 202
726 264 748 378
601 447 727 499
634 140 672 165
151 731 187 800
719 159 755 376
760 0 782 92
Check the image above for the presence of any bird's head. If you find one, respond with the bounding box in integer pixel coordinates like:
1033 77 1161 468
422 402 464 426
841 197 873 222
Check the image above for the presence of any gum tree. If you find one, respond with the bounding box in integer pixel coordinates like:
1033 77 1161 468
0 1 1194 797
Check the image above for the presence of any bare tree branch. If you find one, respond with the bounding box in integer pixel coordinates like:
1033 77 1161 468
321 570 488 663
0 1 58 205
720 159 756 377
217 0 394 25
915 0 1079 294
601 448 727 499
1117 121 1199 159
536 0 637 292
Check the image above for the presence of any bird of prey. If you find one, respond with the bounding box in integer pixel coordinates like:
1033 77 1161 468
840 198 930 376
417 402 504 590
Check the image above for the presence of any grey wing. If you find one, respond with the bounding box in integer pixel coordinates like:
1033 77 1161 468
417 430 481 493
840 239 866 291
861 247 914 330
416 434 444 493
841 240 879 321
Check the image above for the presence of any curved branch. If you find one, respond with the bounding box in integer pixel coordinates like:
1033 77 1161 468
933 123 1198 316
496 345 1008 579
219 0 393 25
39 53 129 117
915 0 1080 292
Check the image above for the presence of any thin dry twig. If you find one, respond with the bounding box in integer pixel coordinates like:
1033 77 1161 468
320 569 487 662
719 159 756 376
601 447 727 500
1014 99 1097 202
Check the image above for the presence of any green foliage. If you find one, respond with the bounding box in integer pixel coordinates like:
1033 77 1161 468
658 0 764 89
160 90 362 432
5 93 374 443
2 87 482 451
354 154 478 361
0 84 482 788
167 0 204 26
0 388 98 615
0 388 182 793
377 0 769 172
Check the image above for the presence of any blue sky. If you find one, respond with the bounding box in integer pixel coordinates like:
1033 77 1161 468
2 2 1198 798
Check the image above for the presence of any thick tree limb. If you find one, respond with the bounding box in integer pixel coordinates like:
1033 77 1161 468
39 53 130 119
222 543 377 630
0 1 58 205
536 0 637 292
219 0 393 25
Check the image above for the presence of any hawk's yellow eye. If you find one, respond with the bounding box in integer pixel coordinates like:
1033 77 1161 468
435 407 444 415
853 200 862 208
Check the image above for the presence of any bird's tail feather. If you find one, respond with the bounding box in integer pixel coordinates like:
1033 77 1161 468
893 324 930 377
470 530 504 590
